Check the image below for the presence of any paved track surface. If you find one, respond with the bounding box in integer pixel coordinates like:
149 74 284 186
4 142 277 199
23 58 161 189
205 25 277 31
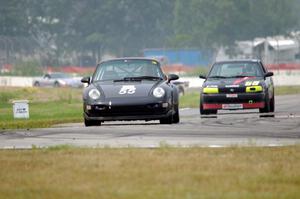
1 95 300 148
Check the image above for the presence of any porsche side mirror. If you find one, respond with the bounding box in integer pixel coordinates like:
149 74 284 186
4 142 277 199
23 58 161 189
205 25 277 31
264 72 274 78
168 74 179 83
81 76 91 84
199 75 207 79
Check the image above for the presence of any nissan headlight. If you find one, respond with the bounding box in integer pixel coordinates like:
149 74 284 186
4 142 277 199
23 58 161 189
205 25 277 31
88 89 101 100
153 87 165 98
202 87 219 94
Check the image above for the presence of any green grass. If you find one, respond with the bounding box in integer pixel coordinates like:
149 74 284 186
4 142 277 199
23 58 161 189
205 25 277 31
179 91 200 108
0 87 83 129
1 86 300 129
275 86 300 95
0 101 82 129
0 146 300 199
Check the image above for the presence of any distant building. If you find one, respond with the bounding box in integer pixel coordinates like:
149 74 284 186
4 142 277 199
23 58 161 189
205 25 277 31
216 36 300 64
253 37 299 64
143 48 213 67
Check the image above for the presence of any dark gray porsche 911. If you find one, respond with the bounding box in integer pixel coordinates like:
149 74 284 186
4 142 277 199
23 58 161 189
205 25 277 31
81 58 180 126
199 59 274 115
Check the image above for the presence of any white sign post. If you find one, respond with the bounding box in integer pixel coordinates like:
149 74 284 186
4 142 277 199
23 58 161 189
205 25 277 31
12 100 29 119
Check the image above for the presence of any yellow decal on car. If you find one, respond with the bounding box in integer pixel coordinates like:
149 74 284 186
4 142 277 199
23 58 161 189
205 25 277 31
203 87 219 94
245 81 252 86
245 81 260 86
252 81 260 85
246 86 263 92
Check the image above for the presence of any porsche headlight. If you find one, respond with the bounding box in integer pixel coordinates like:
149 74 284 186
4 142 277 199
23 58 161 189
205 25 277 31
88 89 101 100
153 87 165 98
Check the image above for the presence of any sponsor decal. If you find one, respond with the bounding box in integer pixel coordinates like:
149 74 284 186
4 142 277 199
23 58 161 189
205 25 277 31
225 85 240 88
233 76 255 85
222 104 243 109
245 81 260 86
252 81 260 85
226 94 238 98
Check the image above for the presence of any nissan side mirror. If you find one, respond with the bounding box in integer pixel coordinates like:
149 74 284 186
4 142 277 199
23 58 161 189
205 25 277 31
264 72 274 78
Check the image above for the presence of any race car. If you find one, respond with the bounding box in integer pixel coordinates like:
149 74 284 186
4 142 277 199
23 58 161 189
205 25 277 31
33 72 82 88
81 57 180 126
199 60 274 115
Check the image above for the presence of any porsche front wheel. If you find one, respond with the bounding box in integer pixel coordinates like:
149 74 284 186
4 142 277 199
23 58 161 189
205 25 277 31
172 105 180 123
160 114 173 124
84 118 101 127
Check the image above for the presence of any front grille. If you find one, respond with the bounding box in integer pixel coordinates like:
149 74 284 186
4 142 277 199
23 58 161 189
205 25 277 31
219 87 245 93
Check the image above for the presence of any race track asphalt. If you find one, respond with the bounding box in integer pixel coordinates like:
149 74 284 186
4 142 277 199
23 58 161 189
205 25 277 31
1 94 300 149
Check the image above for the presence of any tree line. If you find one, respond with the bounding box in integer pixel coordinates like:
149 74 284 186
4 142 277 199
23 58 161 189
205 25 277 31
1 0 300 66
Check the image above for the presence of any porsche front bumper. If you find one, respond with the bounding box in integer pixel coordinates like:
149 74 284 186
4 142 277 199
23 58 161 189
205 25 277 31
83 100 173 121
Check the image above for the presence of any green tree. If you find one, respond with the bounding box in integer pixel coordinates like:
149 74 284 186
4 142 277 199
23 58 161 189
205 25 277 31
172 0 300 49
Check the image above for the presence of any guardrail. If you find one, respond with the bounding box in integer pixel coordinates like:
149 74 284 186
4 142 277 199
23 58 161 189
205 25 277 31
0 76 34 87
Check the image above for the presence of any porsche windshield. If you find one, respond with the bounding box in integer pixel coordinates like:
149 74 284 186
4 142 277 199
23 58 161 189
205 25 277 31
92 59 164 81
208 62 264 78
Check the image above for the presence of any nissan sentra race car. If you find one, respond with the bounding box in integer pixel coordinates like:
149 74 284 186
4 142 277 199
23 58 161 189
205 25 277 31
81 58 180 126
199 60 274 115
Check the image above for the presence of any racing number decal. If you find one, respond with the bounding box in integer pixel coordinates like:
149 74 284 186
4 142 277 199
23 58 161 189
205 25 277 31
245 81 259 86
119 85 136 94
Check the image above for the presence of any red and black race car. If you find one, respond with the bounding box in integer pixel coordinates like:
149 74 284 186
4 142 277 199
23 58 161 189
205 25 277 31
199 60 274 115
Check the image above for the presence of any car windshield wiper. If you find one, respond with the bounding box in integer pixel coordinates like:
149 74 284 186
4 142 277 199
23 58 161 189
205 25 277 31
134 76 163 80
229 75 256 78
113 78 138 82
114 76 162 82
208 75 228 79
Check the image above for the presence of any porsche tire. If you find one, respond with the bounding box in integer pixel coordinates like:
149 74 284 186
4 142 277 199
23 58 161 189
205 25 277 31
160 115 173 124
84 118 101 127
172 105 180 124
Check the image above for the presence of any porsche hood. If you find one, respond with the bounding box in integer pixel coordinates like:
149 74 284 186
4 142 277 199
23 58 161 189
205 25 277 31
94 80 162 98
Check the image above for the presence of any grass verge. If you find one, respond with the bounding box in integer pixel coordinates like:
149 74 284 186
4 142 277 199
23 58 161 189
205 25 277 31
275 85 300 95
0 146 299 199
0 87 83 129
